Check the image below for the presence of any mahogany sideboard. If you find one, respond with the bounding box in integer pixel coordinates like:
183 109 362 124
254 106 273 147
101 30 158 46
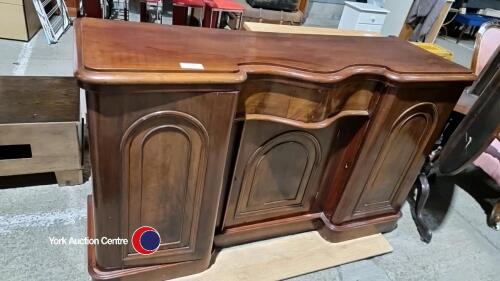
74 18 475 280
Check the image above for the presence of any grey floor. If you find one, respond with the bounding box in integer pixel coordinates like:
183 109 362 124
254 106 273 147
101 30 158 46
0 25 499 281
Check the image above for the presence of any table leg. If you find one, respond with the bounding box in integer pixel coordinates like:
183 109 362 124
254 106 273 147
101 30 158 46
106 0 114 18
200 7 204 26
408 173 432 243
189 7 193 25
124 0 129 21
237 12 242 30
173 5 188 25
140 2 147 22
472 26 479 37
457 24 466 43
217 10 222 28
488 200 500 230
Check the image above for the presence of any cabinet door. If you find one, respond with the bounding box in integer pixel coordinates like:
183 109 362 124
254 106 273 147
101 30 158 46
223 120 323 227
121 111 209 266
332 101 439 224
87 90 237 269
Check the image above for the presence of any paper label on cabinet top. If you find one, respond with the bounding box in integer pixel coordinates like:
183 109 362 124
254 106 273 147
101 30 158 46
179 62 205 70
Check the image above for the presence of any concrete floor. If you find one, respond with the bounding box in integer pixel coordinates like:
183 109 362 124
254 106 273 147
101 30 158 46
0 23 499 281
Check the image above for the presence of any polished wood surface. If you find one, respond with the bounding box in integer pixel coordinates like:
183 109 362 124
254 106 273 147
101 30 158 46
0 77 79 124
243 22 380 37
75 18 473 85
75 18 475 281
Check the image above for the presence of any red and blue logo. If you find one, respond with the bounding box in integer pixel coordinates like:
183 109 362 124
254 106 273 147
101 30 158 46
131 226 161 255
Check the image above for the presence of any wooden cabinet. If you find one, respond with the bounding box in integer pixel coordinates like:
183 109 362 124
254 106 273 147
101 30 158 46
327 85 467 226
338 1 389 33
75 18 474 280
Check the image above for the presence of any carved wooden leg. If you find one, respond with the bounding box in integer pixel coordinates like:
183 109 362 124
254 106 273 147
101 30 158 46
488 200 500 230
55 170 83 186
409 173 432 243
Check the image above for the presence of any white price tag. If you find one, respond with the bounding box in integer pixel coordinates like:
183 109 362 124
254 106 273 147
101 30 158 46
179 62 205 70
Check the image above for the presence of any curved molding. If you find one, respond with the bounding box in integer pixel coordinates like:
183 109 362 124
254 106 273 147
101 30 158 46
120 110 208 152
243 110 369 129
76 64 475 87
388 102 438 134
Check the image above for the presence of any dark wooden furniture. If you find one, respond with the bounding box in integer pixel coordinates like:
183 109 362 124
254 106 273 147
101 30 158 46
82 0 102 18
74 18 474 280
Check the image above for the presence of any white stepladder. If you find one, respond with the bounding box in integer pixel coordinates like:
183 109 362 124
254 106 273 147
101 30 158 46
32 0 72 44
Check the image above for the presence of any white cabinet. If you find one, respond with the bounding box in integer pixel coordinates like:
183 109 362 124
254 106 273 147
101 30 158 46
381 0 414 36
338 1 389 34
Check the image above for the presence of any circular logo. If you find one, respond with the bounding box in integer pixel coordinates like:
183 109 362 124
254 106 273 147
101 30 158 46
131 226 161 255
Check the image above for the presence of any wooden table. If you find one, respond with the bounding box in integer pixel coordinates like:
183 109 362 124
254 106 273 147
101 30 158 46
243 21 380 36
0 77 82 186
75 18 474 281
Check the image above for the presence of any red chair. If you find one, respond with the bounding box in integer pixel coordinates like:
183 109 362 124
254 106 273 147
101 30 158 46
202 0 244 29
172 0 205 26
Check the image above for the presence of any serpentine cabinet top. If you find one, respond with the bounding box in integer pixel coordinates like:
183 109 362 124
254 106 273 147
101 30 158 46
74 18 475 85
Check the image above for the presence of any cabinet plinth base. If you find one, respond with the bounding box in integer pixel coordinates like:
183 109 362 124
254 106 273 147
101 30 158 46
214 213 321 247
214 212 400 248
318 212 400 243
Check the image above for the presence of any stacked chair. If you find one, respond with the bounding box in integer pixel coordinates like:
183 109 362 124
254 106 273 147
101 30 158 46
173 0 245 29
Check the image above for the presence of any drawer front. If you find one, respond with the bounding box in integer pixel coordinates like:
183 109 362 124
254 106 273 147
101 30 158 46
355 23 383 33
357 12 386 25
238 79 375 124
